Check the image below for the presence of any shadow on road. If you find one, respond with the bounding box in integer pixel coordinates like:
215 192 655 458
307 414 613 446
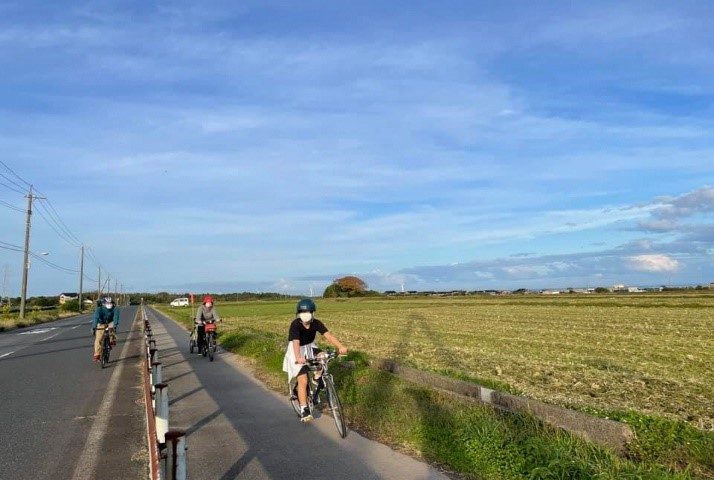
146 307 391 480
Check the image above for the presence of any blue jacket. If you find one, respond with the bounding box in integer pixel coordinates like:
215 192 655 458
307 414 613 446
93 305 120 329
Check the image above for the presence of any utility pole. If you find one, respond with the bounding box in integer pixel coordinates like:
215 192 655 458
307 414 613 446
97 266 101 303
2 264 8 306
78 244 84 312
19 186 45 319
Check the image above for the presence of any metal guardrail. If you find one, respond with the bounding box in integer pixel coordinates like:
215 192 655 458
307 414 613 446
141 306 187 480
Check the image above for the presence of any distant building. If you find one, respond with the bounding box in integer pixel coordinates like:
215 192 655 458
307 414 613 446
59 292 78 304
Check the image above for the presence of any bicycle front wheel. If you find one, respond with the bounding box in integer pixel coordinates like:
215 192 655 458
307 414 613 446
101 340 110 368
208 334 215 361
325 376 347 438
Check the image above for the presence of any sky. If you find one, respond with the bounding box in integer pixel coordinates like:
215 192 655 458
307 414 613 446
1 0 713 297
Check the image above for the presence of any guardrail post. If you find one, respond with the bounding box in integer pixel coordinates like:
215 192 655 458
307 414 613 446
155 383 169 445
150 347 159 364
164 430 187 480
151 362 162 395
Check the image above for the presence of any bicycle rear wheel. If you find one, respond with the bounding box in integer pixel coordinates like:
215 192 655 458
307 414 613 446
325 376 347 438
208 334 215 361
289 382 313 417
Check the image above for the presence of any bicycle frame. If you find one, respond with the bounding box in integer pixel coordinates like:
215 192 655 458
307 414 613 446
203 321 217 361
289 349 347 437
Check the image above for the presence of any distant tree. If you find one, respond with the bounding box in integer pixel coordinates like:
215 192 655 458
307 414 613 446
30 296 57 307
323 276 368 297
594 287 610 293
61 300 79 312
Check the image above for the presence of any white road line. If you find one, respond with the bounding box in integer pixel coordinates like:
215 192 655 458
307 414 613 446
42 331 62 342
0 351 14 359
71 317 136 480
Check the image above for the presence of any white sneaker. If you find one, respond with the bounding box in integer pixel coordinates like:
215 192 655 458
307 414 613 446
300 407 313 422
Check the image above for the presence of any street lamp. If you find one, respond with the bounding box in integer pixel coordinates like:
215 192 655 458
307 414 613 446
20 251 48 319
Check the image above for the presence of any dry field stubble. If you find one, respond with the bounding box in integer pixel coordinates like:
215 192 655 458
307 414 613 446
232 295 713 431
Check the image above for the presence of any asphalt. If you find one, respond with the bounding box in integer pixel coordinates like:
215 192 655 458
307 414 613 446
145 306 452 480
0 307 148 480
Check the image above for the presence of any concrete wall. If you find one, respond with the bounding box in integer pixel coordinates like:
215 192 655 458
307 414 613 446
370 358 634 455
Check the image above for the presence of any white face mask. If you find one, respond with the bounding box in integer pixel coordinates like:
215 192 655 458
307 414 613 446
298 312 312 323
104 303 114 310
205 302 213 308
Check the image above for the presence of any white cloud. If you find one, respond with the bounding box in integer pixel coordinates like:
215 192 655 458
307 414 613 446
627 254 680 272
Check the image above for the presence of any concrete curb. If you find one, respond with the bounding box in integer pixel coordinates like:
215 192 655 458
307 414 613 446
370 358 635 455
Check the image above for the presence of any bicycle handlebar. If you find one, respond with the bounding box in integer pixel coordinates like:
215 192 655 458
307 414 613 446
301 350 340 366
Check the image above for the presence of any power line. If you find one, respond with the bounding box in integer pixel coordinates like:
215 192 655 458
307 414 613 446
0 167 120 296
0 199 24 213
34 196 83 246
34 200 82 248
0 240 23 252
40 198 82 245
29 251 79 274
0 161 32 189
0 180 26 195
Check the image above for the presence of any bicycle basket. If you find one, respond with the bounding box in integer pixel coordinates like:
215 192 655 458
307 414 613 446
204 323 217 332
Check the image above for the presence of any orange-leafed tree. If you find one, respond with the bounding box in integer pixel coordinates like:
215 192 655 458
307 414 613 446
323 276 368 297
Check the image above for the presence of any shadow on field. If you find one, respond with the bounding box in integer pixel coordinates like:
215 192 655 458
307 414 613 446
338 312 470 476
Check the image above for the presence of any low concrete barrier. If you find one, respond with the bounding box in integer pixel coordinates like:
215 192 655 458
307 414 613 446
370 358 634 455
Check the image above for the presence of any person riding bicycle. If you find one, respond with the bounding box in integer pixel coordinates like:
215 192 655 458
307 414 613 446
193 296 221 351
92 296 120 361
282 298 347 422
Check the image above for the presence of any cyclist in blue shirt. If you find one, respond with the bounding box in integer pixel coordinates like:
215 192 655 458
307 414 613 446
92 296 119 361
282 298 347 422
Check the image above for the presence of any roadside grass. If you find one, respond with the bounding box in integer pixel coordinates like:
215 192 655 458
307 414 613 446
0 308 71 332
154 294 714 479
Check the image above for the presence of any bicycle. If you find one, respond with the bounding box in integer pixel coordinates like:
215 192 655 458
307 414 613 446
289 349 347 438
203 320 217 362
189 321 217 361
95 325 113 368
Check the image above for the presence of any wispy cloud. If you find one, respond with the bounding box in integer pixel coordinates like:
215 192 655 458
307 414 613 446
1 1 712 295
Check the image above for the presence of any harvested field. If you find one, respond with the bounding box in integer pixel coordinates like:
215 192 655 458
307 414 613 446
189 293 714 430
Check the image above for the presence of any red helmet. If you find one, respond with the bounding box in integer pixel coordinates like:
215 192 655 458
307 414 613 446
203 296 214 304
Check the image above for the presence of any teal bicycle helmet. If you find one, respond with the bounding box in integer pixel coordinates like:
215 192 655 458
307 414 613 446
295 298 316 314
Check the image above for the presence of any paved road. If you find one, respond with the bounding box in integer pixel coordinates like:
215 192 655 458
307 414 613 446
146 307 453 480
0 308 147 480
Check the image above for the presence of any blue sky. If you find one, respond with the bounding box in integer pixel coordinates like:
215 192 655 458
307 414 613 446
1 0 713 297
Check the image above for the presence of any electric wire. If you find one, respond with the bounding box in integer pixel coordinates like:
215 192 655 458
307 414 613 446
0 161 32 188
0 181 26 195
0 199 25 213
34 201 82 248
34 196 83 246
0 164 121 292
0 240 23 252
29 251 79 274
